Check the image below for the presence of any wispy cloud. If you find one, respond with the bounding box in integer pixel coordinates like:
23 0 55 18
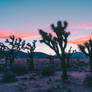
68 40 88 45
68 34 92 45
0 24 92 46
0 29 41 39
68 25 92 30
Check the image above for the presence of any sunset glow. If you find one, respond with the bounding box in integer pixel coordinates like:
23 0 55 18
0 31 41 39
0 0 92 54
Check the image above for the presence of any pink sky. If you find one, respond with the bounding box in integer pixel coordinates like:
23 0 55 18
0 25 92 45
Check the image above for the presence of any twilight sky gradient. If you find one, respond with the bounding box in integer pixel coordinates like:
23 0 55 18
0 0 92 55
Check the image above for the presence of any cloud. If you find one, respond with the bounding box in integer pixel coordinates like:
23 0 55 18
70 31 78 35
68 34 92 45
68 40 88 45
68 25 92 30
0 30 41 39
0 25 91 46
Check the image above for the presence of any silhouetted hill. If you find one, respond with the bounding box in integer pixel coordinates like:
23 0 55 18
15 51 49 58
16 51 28 58
53 52 88 59
33 52 49 58
5 50 88 59
71 52 88 58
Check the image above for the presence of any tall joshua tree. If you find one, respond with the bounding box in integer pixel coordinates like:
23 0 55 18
78 39 92 75
5 35 26 65
39 21 70 80
26 40 37 71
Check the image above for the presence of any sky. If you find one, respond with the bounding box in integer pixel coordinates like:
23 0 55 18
0 0 92 55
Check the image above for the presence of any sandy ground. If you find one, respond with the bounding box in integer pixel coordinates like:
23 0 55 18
0 71 92 92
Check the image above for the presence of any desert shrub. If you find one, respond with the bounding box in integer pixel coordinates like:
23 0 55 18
41 65 56 76
2 71 16 82
0 65 4 72
84 75 92 86
10 63 28 75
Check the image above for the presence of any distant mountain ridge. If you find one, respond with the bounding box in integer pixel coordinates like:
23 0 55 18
71 52 88 58
15 51 88 59
15 51 49 58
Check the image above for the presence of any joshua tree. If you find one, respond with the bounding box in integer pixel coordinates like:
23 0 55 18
78 39 92 75
47 54 54 64
26 40 37 71
66 46 76 67
39 21 70 80
0 42 10 72
0 42 7 59
5 35 26 65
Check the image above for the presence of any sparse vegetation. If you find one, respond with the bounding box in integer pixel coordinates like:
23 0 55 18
78 39 92 75
0 22 91 92
47 54 54 64
84 75 92 86
66 46 76 67
41 65 56 76
26 40 37 71
2 71 16 82
10 63 28 75
5 35 26 65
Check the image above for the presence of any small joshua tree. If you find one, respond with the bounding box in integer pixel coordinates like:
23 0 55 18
66 46 76 67
39 21 70 80
0 42 7 60
78 39 92 75
0 42 10 72
5 35 26 65
26 40 37 71
47 53 54 64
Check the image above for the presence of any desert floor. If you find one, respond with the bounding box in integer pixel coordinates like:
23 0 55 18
0 71 92 92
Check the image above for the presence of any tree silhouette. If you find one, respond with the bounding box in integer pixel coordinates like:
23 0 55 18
78 39 92 75
5 35 26 65
0 42 9 65
26 40 37 71
39 21 70 80
0 42 7 59
66 46 76 67
47 54 54 64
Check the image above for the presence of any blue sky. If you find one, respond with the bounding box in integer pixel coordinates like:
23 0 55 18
0 0 92 55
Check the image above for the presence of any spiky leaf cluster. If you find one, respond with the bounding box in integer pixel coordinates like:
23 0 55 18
39 21 70 54
5 35 26 51
78 39 92 56
5 35 26 64
26 40 37 53
66 46 76 58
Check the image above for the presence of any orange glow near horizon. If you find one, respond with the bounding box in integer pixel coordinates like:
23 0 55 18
68 34 92 45
0 27 92 46
0 32 41 39
68 40 88 45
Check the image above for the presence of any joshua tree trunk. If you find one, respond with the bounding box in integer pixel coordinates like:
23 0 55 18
29 52 34 71
60 56 68 80
90 56 92 75
56 51 68 80
10 52 15 65
26 40 36 71
10 59 13 65
67 57 70 67
9 57 14 67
